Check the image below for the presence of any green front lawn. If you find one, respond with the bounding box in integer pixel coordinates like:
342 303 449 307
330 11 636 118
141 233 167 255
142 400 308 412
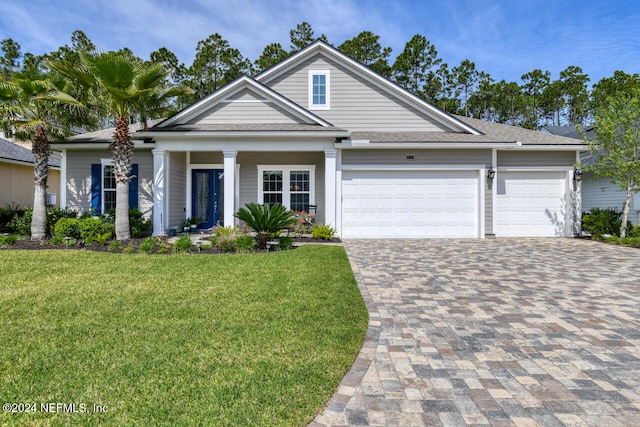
0 246 368 426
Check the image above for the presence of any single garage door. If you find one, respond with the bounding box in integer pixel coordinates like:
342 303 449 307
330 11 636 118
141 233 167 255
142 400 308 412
342 170 479 238
495 171 567 237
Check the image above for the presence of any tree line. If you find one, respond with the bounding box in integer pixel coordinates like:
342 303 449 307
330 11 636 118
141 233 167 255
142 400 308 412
2 23 640 241
2 23 640 131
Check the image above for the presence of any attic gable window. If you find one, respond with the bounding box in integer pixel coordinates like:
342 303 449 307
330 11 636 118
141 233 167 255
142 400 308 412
309 70 330 110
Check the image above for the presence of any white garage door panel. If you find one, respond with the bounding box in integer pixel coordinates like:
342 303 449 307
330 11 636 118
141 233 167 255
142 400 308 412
496 171 567 237
342 170 479 238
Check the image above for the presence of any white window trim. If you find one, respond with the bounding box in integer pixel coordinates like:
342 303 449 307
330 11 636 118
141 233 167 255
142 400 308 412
257 165 316 210
308 70 330 110
100 158 115 214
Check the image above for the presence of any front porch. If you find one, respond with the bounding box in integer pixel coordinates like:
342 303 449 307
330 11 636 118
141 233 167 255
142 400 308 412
151 148 338 236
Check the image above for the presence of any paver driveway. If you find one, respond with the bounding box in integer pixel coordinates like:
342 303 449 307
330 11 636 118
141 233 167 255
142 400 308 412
311 238 640 427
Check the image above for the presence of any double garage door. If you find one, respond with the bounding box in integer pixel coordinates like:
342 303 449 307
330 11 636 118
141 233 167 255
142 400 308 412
341 169 568 238
342 170 480 238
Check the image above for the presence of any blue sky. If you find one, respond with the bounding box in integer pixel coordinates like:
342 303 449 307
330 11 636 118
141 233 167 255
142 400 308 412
1 0 638 86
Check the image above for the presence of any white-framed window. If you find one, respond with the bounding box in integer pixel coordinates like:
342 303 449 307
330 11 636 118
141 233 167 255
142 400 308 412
308 70 330 110
101 159 116 213
258 165 315 212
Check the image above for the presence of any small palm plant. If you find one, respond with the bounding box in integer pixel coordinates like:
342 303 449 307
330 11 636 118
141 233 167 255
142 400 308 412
235 203 296 249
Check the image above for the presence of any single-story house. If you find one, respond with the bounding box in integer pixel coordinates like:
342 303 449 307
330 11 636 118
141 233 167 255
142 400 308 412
54 40 587 238
0 137 60 209
542 125 640 224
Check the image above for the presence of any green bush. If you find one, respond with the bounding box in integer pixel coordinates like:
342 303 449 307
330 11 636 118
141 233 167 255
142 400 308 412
620 236 640 247
215 235 237 252
93 231 112 245
109 241 122 251
47 208 78 236
311 224 336 241
278 235 294 250
213 225 238 237
235 203 296 248
102 207 151 238
581 208 633 237
10 208 32 236
54 218 80 239
130 207 152 238
0 205 24 232
173 235 192 253
79 217 105 241
139 237 155 253
235 235 255 253
0 234 19 246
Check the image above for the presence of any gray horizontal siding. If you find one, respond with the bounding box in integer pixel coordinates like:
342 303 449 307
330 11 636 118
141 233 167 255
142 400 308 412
189 88 302 125
65 149 153 219
582 173 639 224
342 149 491 165
266 54 450 132
498 151 576 167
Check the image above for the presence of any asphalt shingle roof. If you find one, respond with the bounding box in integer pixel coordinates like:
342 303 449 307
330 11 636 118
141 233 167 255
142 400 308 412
0 138 60 167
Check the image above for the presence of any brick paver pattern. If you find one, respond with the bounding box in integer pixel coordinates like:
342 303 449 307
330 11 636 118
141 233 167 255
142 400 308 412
310 239 640 427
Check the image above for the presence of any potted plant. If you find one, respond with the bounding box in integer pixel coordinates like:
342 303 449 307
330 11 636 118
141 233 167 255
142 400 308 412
183 219 191 233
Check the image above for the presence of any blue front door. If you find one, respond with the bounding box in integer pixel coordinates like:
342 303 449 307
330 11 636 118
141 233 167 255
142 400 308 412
192 169 224 229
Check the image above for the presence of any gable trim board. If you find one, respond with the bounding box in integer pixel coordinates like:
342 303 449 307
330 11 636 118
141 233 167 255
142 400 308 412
55 40 586 239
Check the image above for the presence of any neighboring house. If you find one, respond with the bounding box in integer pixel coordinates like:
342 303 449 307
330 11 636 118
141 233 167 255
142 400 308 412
542 125 640 225
0 137 60 209
53 41 587 238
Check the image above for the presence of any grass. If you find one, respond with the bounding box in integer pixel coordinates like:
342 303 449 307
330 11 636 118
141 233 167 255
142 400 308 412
0 246 368 426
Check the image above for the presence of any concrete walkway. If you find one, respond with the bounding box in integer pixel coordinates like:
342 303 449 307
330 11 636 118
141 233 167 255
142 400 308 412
310 239 640 426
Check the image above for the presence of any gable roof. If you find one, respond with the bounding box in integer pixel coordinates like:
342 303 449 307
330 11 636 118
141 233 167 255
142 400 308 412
153 75 337 130
255 40 481 135
0 138 60 167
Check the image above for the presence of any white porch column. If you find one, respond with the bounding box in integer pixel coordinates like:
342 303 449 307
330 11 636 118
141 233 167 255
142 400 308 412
223 149 237 227
324 148 337 227
152 149 167 235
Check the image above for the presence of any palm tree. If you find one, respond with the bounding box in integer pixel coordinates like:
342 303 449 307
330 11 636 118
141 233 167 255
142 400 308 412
50 52 190 240
0 76 83 240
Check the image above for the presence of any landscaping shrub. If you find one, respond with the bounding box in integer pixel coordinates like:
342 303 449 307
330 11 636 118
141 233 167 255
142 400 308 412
79 217 105 241
0 234 18 246
139 237 156 253
47 208 78 236
581 207 633 237
312 224 336 240
213 225 238 236
173 235 192 253
235 235 255 253
102 207 151 238
130 207 152 238
54 218 80 239
0 205 24 232
93 231 112 245
235 203 296 248
278 235 294 250
215 235 237 252
10 208 32 236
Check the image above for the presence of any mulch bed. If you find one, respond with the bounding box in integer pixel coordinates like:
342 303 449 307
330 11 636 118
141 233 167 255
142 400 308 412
0 236 341 254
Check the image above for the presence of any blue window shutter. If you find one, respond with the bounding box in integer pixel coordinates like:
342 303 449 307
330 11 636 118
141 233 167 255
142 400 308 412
91 163 101 215
129 164 138 209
